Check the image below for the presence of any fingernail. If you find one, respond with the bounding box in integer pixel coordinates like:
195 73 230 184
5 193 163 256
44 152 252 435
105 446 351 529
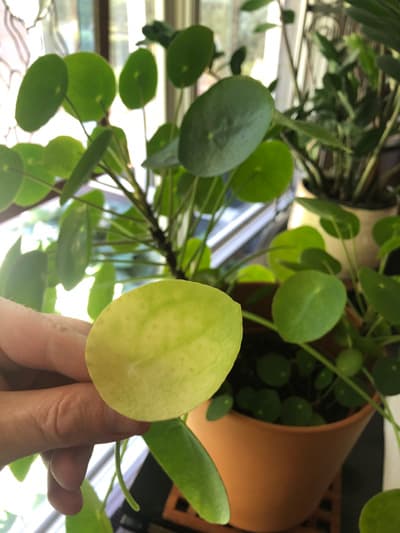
106 407 150 436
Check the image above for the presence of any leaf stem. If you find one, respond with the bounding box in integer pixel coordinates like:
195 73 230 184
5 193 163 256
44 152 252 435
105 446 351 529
115 441 140 512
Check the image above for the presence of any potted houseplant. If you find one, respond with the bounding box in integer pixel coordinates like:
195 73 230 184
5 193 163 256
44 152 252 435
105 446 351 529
245 0 399 275
189 199 400 531
0 22 294 532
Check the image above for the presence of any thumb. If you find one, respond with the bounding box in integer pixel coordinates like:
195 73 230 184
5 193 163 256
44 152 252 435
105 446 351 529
0 382 149 466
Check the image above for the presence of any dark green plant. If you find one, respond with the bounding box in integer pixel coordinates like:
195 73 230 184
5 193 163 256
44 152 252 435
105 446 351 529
209 201 400 533
242 0 400 206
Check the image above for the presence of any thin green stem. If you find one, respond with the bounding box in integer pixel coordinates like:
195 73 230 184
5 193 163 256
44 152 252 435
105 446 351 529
366 315 384 337
115 441 140 512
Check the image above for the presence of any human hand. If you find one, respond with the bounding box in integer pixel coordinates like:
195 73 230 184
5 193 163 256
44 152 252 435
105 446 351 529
0 297 149 515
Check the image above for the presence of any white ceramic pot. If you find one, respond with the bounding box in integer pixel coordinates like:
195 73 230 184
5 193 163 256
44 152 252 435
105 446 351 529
287 181 398 278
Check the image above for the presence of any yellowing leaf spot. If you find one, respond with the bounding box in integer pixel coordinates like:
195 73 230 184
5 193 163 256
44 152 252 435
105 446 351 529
2 164 9 171
181 65 189 72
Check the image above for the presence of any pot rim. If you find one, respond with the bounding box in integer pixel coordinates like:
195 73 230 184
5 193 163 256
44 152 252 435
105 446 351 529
212 394 379 435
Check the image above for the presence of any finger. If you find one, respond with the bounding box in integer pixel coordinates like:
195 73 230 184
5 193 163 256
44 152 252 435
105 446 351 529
48 446 93 491
0 298 91 381
0 383 149 466
47 469 83 515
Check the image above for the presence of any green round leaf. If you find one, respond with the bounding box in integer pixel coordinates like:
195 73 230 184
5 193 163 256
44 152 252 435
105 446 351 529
281 396 313 426
252 388 281 422
167 25 214 87
231 140 293 203
256 352 291 387
60 128 113 205
206 394 234 421
13 144 55 206
85 280 243 421
359 489 400 533
147 124 180 174
63 52 116 121
144 419 230 524
333 379 367 408
314 368 334 391
179 76 274 177
16 54 67 132
66 480 112 533
359 267 400 325
4 251 48 311
300 248 342 275
56 204 91 290
373 216 400 246
272 270 347 343
44 136 84 179
91 126 129 175
0 237 22 296
320 215 360 240
295 198 360 240
236 386 256 411
372 357 400 396
235 264 275 283
144 137 179 171
148 123 179 156
310 412 326 426
336 348 363 377
268 226 325 282
0 145 24 211
119 48 157 109
88 263 116 321
295 348 316 377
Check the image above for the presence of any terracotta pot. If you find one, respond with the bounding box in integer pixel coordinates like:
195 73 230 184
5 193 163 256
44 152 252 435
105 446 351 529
287 181 398 279
188 283 376 532
188 400 374 532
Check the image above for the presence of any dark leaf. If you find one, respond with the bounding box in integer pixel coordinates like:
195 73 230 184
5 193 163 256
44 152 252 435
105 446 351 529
15 54 67 132
56 204 91 290
179 76 274 177
144 419 230 524
60 129 113 205
230 46 246 75
206 394 233 420
4 251 48 310
167 25 214 87
119 48 158 109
